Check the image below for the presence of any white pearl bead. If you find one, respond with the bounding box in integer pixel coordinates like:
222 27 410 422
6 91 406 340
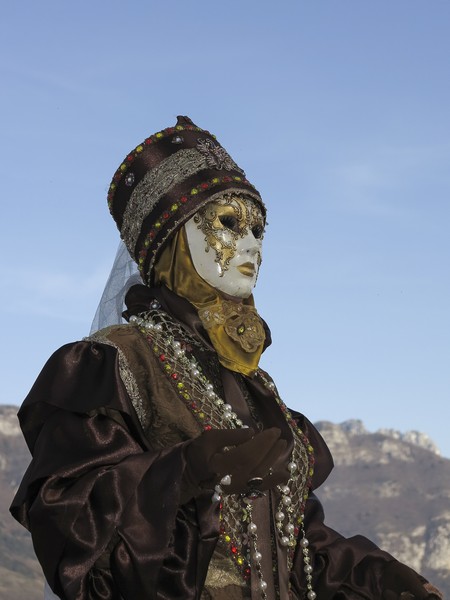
282 496 292 506
281 536 290 546
220 474 231 486
175 349 184 358
288 461 297 473
154 323 163 332
207 390 215 399
223 403 232 412
259 580 268 591
281 485 290 495
129 315 138 323
275 511 285 522
300 538 309 548
248 522 258 534
304 564 313 574
214 484 222 494
285 523 295 534
191 368 200 378
254 551 262 563
172 341 181 349
211 492 221 503
307 591 316 600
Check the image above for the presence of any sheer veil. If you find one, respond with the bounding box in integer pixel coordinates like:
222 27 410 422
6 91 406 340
44 580 60 600
90 241 143 334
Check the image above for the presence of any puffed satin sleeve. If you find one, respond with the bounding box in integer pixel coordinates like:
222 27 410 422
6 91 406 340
10 341 217 600
290 414 432 599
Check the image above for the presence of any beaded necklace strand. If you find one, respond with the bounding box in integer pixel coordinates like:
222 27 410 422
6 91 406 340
130 306 316 599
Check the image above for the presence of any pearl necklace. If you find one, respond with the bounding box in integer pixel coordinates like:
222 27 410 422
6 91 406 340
130 307 316 599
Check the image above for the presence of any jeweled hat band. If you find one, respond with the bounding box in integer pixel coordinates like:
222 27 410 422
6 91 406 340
108 116 265 284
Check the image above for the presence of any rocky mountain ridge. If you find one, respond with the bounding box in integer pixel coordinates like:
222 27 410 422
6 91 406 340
334 418 441 456
0 406 21 437
0 406 449 599
315 419 450 596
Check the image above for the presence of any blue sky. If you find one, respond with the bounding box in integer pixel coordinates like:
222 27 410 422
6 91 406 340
1 1 449 456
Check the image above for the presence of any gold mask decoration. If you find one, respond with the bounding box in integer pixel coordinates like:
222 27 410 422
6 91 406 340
192 196 265 274
155 220 266 377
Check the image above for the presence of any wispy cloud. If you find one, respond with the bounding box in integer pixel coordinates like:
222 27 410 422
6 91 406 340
323 142 450 219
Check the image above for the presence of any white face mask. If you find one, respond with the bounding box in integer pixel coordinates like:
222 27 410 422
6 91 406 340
184 196 265 299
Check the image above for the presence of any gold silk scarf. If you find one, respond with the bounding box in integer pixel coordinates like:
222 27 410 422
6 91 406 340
154 228 265 377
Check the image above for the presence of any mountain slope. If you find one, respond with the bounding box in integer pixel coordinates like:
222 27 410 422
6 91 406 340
315 419 450 596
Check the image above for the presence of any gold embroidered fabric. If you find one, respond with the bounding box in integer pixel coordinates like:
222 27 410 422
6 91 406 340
204 555 246 589
198 300 265 353
154 227 265 376
201 585 249 600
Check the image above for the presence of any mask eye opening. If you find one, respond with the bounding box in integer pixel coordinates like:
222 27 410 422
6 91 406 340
251 224 264 239
219 215 239 233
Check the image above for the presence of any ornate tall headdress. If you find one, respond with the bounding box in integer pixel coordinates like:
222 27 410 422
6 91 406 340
107 115 265 285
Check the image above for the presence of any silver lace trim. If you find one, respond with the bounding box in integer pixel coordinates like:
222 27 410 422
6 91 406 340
87 327 151 430
196 138 245 175
121 148 208 254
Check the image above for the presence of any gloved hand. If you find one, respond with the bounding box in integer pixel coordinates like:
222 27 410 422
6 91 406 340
182 427 288 501
209 427 289 493
381 562 443 600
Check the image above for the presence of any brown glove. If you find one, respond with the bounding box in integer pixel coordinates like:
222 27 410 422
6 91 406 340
209 427 289 493
182 427 288 501
381 562 443 600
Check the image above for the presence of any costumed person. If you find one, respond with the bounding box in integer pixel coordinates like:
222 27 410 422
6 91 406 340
10 116 443 600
